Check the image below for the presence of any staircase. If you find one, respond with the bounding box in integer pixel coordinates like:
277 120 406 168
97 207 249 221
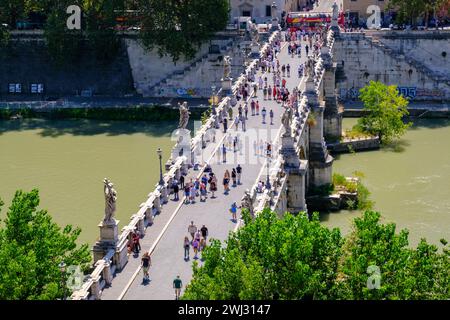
365 36 450 86
148 39 235 98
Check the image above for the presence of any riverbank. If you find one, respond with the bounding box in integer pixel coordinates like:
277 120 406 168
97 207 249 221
0 105 205 122
342 101 450 118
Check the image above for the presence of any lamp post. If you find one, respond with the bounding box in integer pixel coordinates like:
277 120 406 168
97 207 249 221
266 148 272 190
59 261 66 300
157 148 164 186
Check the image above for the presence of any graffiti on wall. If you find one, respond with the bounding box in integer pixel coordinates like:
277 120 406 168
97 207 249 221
340 86 445 101
175 88 201 97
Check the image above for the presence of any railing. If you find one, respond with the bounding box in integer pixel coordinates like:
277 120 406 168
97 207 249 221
71 30 281 301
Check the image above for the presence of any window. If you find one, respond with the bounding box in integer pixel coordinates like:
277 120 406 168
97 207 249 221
8 83 22 93
266 5 272 17
242 10 251 17
30 83 44 93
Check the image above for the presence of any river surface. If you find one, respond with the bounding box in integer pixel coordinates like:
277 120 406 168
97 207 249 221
0 119 176 245
321 118 450 247
1 118 449 247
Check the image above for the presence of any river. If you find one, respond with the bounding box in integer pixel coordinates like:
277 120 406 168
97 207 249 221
1 118 449 247
321 118 450 247
0 119 176 245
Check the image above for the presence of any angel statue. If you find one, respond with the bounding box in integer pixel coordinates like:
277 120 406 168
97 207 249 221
103 178 117 224
332 1 339 21
249 21 259 45
178 101 190 129
223 56 232 79
281 106 292 137
306 57 315 78
241 189 254 217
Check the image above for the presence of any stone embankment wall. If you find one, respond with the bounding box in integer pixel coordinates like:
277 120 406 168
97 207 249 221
0 35 134 98
334 31 450 103
327 137 380 154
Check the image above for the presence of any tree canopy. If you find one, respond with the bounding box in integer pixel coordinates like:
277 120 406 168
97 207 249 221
0 190 91 300
183 209 449 300
388 0 449 26
0 0 230 62
356 81 411 144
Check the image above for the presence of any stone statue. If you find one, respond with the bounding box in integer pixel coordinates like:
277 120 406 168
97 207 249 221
103 178 117 223
249 22 259 45
223 56 232 79
178 101 190 129
281 106 292 136
306 57 315 78
241 189 254 216
332 2 338 21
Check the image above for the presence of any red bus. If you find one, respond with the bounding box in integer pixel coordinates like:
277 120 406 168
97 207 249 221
286 11 345 32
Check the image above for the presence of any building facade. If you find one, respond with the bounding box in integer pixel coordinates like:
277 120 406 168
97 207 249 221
229 0 303 23
342 0 391 26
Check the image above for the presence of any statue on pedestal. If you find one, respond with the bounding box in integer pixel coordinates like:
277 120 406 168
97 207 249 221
249 22 259 45
178 101 190 129
223 56 232 80
241 189 254 216
306 57 315 78
281 106 292 137
103 178 117 224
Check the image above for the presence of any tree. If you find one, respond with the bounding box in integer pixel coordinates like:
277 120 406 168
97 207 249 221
0 190 91 300
183 209 344 300
333 211 449 300
184 209 449 300
356 81 411 144
388 0 427 26
137 0 230 62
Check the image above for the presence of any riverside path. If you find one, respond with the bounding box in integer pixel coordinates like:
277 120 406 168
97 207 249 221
100 33 309 300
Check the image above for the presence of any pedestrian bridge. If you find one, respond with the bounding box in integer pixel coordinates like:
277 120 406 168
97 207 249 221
71 25 343 300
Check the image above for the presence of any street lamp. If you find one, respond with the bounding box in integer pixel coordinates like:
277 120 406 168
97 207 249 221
266 148 272 190
58 261 66 300
157 148 164 186
211 85 217 116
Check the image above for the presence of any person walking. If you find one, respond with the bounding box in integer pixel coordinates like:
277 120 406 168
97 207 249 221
200 225 208 242
234 115 240 131
230 202 238 222
223 117 228 133
250 100 256 116
189 184 196 204
223 170 230 194
244 103 249 119
192 238 199 259
222 144 227 163
173 182 179 201
256 100 260 115
199 181 207 202
263 86 268 100
270 109 274 125
236 164 242 185
188 221 197 242
141 252 151 282
180 175 185 189
209 174 217 198
183 236 190 260
261 107 267 124
231 168 237 187
286 64 291 78
173 276 183 300
184 184 190 204
268 85 272 100
241 115 246 132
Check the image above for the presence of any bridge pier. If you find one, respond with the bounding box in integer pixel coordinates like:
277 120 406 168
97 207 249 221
321 41 343 142
305 77 334 188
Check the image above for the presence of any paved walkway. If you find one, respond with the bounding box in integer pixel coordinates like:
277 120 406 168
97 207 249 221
101 34 308 300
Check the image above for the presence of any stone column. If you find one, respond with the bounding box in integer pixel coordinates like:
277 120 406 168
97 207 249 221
90 276 101 300
102 261 113 286
136 214 145 235
160 185 169 204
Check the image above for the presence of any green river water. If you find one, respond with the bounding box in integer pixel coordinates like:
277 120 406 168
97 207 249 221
0 118 449 247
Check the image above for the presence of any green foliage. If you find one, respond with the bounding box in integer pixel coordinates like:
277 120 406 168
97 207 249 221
356 181 373 211
333 211 449 299
136 0 230 62
0 190 91 300
358 81 411 144
201 107 212 125
185 209 450 300
183 209 344 300
388 0 448 26
333 172 373 210
332 173 347 186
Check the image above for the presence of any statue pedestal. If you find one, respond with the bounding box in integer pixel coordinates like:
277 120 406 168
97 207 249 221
171 128 191 162
221 78 233 95
250 43 260 58
92 219 120 264
99 219 120 245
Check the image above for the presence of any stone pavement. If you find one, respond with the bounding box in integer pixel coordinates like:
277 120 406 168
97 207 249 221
100 35 309 300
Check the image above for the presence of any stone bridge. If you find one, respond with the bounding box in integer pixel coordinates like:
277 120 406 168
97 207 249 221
71 24 342 300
